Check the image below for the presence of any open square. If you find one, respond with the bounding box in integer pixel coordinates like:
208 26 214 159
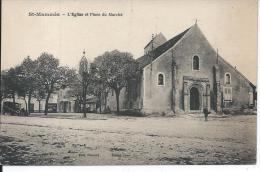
0 113 256 165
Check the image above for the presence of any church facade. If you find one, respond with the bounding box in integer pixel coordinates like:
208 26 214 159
107 24 256 114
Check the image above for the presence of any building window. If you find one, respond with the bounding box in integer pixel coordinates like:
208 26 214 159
158 73 165 86
225 73 231 85
223 87 232 102
193 55 199 70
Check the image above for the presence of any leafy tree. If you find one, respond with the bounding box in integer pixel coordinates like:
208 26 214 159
67 76 83 113
36 86 46 113
92 60 109 114
15 65 29 114
17 56 38 115
1 57 38 115
36 52 76 115
95 50 138 114
91 79 109 114
0 70 9 112
2 67 21 114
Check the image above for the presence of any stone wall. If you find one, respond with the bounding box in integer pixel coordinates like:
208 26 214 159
172 24 254 111
141 24 255 114
142 51 173 114
105 24 255 114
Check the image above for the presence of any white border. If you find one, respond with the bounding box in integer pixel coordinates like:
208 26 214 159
3 165 260 172
2 3 260 172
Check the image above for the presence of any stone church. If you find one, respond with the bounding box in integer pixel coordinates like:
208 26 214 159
107 23 256 114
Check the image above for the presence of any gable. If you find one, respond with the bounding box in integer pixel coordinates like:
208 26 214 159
144 33 167 54
137 27 191 69
138 23 255 89
144 33 167 48
218 54 255 89
192 26 255 88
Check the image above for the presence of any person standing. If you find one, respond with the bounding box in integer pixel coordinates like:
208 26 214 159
203 108 210 121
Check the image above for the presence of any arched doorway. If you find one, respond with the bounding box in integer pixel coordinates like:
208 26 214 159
190 87 200 110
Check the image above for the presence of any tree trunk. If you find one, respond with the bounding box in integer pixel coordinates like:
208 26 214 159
24 97 28 116
38 100 41 113
0 96 3 114
28 91 32 115
44 92 51 115
99 94 102 114
77 99 80 113
104 91 107 112
12 92 15 115
82 86 87 118
115 89 120 114
83 97 86 117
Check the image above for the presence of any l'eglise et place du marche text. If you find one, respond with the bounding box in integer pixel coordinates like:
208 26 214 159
28 12 123 17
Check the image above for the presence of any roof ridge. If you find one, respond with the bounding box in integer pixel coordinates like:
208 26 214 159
144 32 167 49
151 27 191 54
217 54 255 87
137 26 192 68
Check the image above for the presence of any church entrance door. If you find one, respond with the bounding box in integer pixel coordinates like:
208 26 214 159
190 87 200 110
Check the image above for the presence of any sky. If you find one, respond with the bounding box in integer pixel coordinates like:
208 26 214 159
2 0 257 84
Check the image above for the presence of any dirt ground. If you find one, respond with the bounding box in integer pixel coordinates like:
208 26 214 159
0 113 256 165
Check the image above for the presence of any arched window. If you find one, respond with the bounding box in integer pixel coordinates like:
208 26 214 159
225 73 231 84
193 56 199 70
158 73 164 86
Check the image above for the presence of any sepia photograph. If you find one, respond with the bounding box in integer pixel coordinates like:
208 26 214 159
0 0 258 170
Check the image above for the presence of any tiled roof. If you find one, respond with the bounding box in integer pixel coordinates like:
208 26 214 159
137 27 191 69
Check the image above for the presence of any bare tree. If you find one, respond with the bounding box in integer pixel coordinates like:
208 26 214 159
78 52 97 117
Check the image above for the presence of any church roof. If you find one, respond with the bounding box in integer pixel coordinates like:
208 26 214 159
144 33 167 49
137 27 191 69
